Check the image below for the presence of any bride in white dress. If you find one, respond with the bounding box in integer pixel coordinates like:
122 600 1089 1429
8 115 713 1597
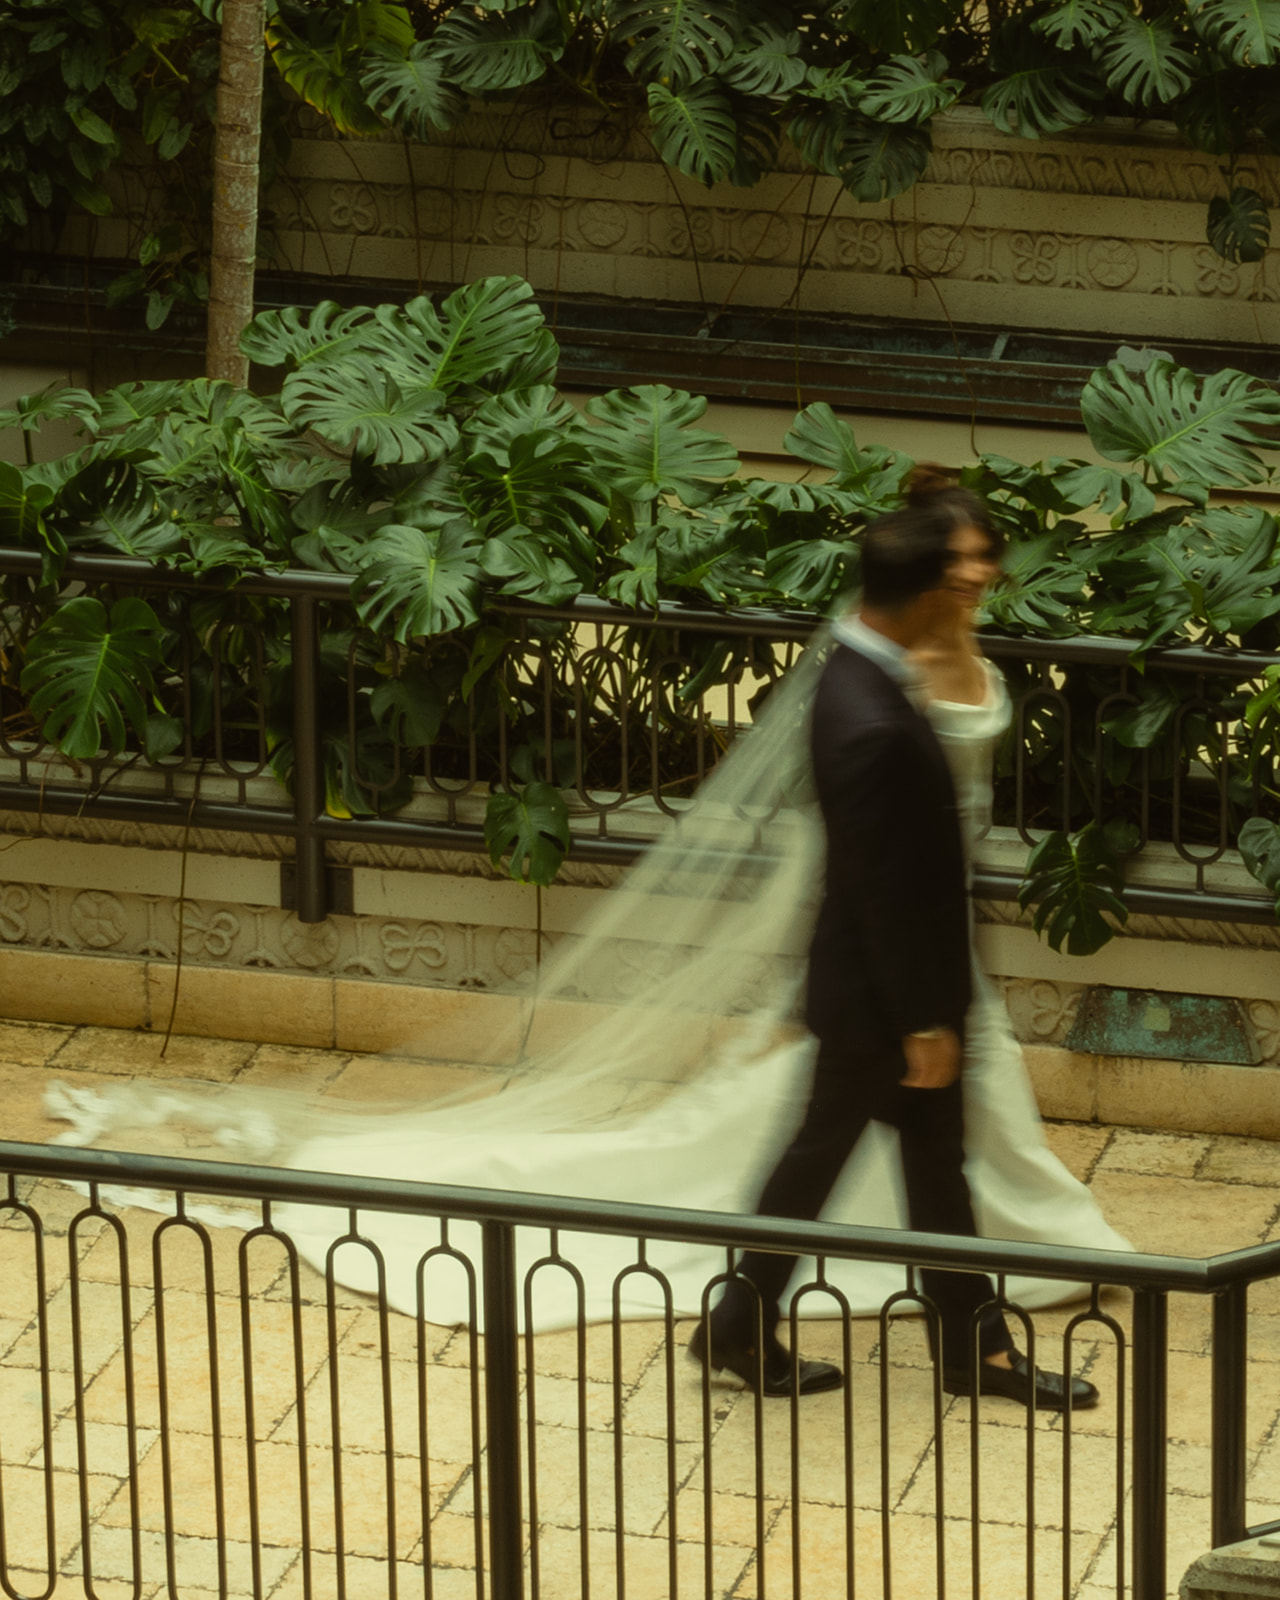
47 481 1131 1328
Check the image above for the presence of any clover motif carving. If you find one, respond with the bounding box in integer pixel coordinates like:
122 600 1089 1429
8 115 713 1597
69 890 127 950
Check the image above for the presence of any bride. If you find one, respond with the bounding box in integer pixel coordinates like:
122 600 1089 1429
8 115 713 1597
47 470 1130 1331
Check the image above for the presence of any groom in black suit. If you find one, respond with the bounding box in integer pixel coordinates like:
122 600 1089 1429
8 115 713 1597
690 497 1099 1410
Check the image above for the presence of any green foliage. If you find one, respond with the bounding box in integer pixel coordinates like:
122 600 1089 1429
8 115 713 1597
646 80 738 185
1239 817 1280 913
1017 821 1133 956
20 595 164 758
7 0 1279 280
5 276 1280 908
1207 186 1271 263
1080 360 1280 491
485 781 571 885
580 386 739 507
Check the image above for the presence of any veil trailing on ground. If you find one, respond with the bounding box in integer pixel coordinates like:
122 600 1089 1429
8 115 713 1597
45 622 1129 1323
46 631 833 1161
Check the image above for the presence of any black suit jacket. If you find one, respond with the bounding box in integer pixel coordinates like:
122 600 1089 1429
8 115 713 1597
804 642 973 1053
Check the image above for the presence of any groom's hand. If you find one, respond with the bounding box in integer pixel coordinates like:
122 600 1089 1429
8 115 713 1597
901 1029 961 1089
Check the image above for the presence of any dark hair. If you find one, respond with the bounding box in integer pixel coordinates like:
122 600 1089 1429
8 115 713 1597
859 464 1002 610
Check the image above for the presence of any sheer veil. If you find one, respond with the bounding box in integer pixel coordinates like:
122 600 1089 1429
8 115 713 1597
46 631 834 1161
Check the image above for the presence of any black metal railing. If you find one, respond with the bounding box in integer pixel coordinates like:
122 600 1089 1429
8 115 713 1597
0 1139 1276 1600
1 550 1277 925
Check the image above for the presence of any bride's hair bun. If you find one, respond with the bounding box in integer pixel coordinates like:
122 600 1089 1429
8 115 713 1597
904 463 959 505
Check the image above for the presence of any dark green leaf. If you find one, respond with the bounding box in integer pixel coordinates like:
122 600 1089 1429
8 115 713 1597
839 119 932 203
1207 187 1271 264
0 460 54 543
1017 823 1130 955
611 0 738 91
1101 682 1182 747
646 80 737 186
485 780 570 885
429 4 564 94
481 533 583 605
1095 14 1197 106
21 595 163 759
351 520 483 640
144 714 185 763
603 526 659 608
859 51 962 123
369 660 447 747
1189 0 1280 65
580 386 738 507
719 24 806 96
1239 816 1280 893
280 368 459 465
360 39 464 136
1034 0 1129 48
1080 360 1280 489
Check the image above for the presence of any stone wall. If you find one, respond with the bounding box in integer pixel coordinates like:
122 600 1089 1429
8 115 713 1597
237 107 1280 344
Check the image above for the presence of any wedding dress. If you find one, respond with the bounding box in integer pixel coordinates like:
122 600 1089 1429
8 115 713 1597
46 645 1131 1328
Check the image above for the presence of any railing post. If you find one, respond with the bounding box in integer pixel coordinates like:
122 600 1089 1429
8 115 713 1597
1132 1288 1168 1600
1212 1281 1249 1548
483 1220 525 1600
289 593 327 923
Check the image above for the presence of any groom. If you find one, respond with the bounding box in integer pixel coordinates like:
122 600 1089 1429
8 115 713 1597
689 501 1100 1410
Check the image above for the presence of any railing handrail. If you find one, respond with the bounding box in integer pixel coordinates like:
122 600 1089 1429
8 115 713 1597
6 1136 1276 1292
3 545 1279 673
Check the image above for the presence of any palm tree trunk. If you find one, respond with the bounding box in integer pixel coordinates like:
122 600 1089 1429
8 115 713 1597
206 0 265 385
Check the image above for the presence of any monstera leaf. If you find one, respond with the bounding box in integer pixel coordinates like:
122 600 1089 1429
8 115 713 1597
978 530 1088 637
281 368 459 465
59 462 183 558
1080 360 1280 489
461 428 605 556
21 595 164 759
428 4 565 93
351 520 483 640
982 27 1105 137
859 51 962 122
1094 14 1198 106
839 119 932 203
1207 187 1271 264
719 23 807 95
240 301 382 369
485 781 570 885
361 40 465 136
1034 0 1129 48
1239 817 1280 911
399 277 549 395
603 526 660 609
783 405 906 506
1189 0 1280 65
1017 821 1133 955
580 386 738 507
481 535 583 606
646 80 737 186
765 537 858 605
0 460 54 544
611 0 739 90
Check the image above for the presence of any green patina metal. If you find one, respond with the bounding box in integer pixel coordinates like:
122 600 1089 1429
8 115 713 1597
1065 988 1261 1066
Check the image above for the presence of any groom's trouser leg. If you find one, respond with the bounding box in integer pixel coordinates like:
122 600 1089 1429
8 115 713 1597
895 1078 1014 1368
718 1041 1012 1364
716 1048 875 1343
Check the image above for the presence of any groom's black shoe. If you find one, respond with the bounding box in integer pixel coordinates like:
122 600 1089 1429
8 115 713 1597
687 1322 843 1397
942 1351 1099 1411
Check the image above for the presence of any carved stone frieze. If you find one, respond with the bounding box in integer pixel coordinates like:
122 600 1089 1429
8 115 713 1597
242 105 1280 340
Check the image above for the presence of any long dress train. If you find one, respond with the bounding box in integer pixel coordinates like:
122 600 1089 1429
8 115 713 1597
46 654 1131 1327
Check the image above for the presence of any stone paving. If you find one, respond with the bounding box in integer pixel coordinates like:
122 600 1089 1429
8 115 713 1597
0 1018 1279 1599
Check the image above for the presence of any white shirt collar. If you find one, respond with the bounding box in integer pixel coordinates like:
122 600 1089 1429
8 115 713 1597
829 613 924 697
